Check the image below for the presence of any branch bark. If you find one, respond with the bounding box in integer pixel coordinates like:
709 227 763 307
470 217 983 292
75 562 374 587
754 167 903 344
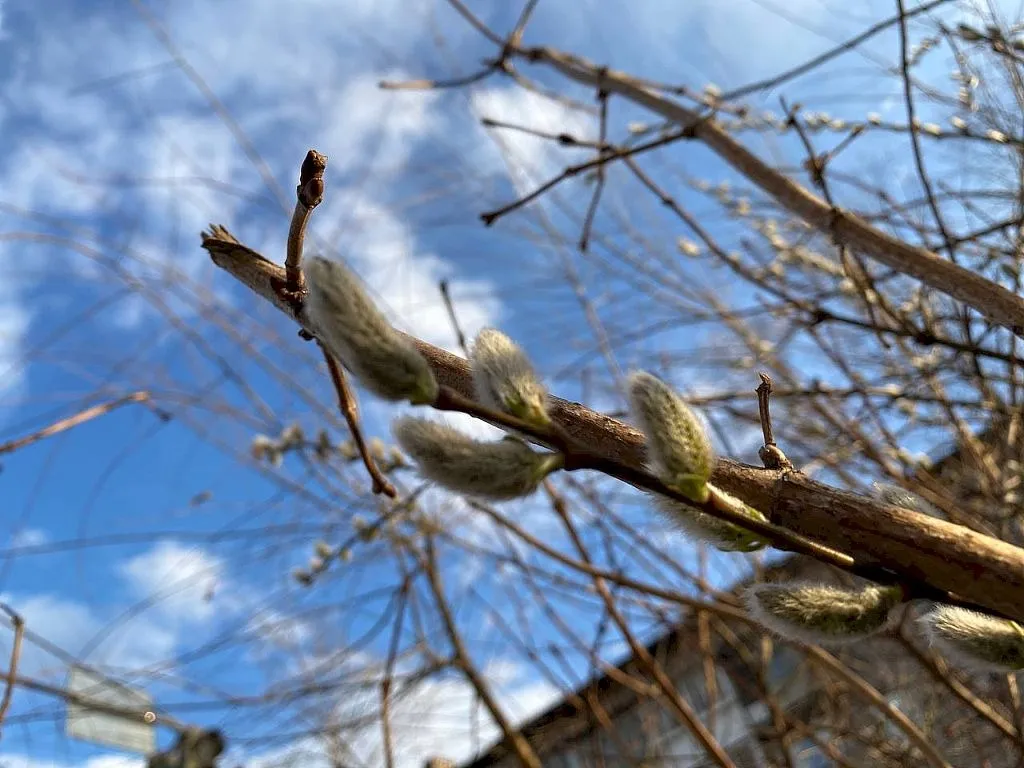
202 229 1024 625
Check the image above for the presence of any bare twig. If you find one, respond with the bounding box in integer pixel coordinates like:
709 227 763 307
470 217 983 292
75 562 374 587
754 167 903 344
276 149 327 309
0 604 24 732
579 83 610 251
421 538 542 768
756 373 793 471
718 0 954 102
380 579 410 768
479 126 695 225
547 487 738 768
0 392 151 457
439 280 470 357
320 344 397 498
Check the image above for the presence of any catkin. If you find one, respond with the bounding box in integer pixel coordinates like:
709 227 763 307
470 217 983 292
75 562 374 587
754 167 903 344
745 582 903 644
304 256 438 404
392 417 562 500
654 494 765 552
628 371 714 503
921 605 1024 672
470 328 550 426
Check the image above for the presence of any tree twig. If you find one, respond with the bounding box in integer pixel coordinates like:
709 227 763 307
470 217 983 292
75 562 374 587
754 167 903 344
756 373 793 471
320 344 397 498
0 604 23 732
439 280 470 357
421 538 542 768
276 149 327 309
547 487 738 768
0 392 151 457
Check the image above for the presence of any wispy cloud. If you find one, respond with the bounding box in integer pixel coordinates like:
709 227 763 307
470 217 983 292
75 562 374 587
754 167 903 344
119 540 224 625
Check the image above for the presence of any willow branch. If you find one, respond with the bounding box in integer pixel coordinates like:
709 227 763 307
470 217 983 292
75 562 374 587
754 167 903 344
202 229 1024 625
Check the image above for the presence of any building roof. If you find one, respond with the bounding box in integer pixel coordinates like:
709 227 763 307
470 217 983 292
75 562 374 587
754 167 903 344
457 555 824 767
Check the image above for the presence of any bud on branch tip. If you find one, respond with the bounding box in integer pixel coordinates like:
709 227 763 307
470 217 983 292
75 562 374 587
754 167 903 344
745 582 903 644
304 256 438 404
470 328 550 426
392 417 563 500
627 371 714 503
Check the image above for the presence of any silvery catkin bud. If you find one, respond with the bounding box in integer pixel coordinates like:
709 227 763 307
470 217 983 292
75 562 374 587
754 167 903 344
392 417 563 500
920 605 1024 672
654 494 764 552
251 434 275 462
628 371 714 503
744 582 903 644
314 540 334 559
304 256 438 404
470 328 550 426
872 482 945 520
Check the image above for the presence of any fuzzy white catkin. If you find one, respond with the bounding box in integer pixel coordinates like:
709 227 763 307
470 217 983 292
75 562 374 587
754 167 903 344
314 540 334 559
392 417 562 500
470 328 550 425
628 371 714 503
251 434 275 462
921 605 1024 672
745 582 902 644
304 256 438 404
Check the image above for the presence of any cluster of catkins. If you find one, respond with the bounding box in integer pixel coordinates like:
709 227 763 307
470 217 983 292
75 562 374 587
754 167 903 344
301 255 1024 673
745 484 1024 673
302 256 766 532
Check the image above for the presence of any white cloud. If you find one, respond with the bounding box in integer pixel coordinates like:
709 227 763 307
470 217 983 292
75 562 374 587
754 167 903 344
244 608 314 659
320 191 502 352
234 658 563 768
365 661 563 767
411 409 506 442
8 528 49 548
0 276 29 405
0 756 142 768
0 593 176 677
470 87 595 196
118 541 224 625
315 71 441 179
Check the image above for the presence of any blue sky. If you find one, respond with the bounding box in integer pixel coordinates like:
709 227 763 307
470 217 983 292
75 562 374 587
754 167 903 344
0 0 1016 765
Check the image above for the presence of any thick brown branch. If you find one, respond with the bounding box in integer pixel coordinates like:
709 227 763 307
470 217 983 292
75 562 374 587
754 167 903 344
510 46 1024 338
202 230 1024 625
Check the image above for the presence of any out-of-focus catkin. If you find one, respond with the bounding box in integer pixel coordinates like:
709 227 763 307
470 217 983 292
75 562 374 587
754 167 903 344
921 605 1024 672
470 328 550 426
654 495 765 552
304 256 438 404
744 582 903 644
392 417 562 500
